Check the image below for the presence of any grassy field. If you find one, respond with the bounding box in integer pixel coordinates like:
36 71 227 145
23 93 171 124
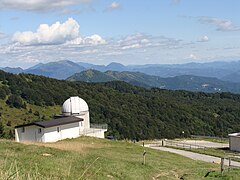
0 137 240 179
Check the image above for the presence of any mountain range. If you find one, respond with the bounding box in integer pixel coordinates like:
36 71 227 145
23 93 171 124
2 60 240 81
67 69 240 94
1 59 240 93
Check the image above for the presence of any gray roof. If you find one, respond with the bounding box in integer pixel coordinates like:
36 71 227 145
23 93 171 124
15 116 83 128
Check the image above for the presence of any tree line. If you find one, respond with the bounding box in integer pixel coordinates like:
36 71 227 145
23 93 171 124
0 70 240 140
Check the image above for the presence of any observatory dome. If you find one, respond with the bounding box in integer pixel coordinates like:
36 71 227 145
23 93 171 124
61 96 89 115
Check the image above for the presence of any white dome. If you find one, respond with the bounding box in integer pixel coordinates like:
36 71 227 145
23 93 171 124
62 96 89 115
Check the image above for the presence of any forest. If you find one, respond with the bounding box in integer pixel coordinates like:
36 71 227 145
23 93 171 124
0 70 240 140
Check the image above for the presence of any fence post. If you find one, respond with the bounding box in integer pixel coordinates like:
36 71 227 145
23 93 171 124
221 157 224 176
228 157 231 171
143 150 147 165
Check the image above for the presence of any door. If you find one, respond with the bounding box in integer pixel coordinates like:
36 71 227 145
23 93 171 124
36 128 43 142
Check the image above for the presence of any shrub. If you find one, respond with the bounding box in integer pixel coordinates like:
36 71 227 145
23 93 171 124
6 95 25 108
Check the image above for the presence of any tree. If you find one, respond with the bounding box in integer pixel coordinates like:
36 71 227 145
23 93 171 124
6 95 25 108
0 88 6 99
0 120 4 138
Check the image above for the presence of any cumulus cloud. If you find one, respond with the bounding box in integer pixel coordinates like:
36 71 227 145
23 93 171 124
198 35 209 42
198 17 240 31
0 0 92 12
66 34 106 45
105 2 121 12
12 18 105 46
12 18 79 45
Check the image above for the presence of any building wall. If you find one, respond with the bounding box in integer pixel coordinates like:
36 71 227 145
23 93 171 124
15 125 43 142
76 112 90 130
80 128 107 139
43 122 80 142
85 130 106 139
229 136 240 152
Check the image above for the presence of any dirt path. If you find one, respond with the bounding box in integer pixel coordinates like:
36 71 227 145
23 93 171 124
150 146 240 167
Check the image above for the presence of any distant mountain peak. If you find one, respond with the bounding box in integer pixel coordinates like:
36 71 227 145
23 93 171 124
107 62 125 67
24 60 85 79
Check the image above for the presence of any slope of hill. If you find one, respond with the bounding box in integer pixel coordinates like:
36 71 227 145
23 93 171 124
1 137 232 179
222 71 240 83
129 61 240 81
67 69 240 94
2 70 240 140
75 60 240 82
67 69 116 82
24 60 85 79
0 67 23 74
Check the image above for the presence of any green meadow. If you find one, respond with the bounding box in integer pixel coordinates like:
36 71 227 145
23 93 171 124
0 137 240 179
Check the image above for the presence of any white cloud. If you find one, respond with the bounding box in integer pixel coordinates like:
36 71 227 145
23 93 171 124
118 33 182 50
12 18 79 45
105 2 121 12
0 0 92 12
67 34 106 45
198 17 240 31
0 32 5 39
121 44 140 50
2 30 240 68
188 54 197 60
12 18 106 46
198 35 209 42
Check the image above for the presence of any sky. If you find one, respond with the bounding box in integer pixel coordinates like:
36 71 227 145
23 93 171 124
0 0 240 68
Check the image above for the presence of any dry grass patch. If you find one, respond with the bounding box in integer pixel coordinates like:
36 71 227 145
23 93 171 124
23 140 110 153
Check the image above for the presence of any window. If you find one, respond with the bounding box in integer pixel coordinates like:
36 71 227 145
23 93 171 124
57 127 60 133
38 128 42 134
21 127 25 133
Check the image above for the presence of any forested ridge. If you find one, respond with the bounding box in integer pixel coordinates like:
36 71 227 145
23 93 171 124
0 70 240 140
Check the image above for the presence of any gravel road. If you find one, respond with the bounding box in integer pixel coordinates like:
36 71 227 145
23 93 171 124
150 146 240 167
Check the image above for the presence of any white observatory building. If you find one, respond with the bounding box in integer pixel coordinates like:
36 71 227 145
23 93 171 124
15 96 107 142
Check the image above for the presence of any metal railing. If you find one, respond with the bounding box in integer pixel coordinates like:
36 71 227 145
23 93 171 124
149 140 206 150
190 135 228 141
90 123 108 130
165 140 206 149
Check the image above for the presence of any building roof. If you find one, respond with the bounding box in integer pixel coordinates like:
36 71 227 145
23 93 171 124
62 96 89 115
229 132 240 137
15 116 83 128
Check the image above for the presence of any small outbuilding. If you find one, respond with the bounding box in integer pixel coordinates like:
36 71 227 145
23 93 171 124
15 96 107 142
229 132 240 152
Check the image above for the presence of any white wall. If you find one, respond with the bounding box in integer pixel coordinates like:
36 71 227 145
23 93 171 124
44 122 80 142
15 125 44 142
85 130 106 139
76 112 90 130
80 128 107 139
229 136 240 152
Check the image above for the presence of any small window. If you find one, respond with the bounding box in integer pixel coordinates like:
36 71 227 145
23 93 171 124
57 127 60 133
21 127 25 133
38 128 42 134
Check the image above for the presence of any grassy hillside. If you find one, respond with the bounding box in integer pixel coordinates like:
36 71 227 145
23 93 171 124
0 99 60 138
1 137 239 179
2 70 240 140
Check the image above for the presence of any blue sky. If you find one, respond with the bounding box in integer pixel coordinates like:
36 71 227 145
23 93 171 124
0 0 240 68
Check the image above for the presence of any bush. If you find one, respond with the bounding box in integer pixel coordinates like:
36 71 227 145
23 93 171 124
0 121 4 137
0 88 6 99
6 95 25 108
